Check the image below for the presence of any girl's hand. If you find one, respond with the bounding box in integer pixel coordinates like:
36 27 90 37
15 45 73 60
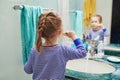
103 28 107 32
90 23 98 28
97 23 104 29
83 32 87 38
63 31 77 40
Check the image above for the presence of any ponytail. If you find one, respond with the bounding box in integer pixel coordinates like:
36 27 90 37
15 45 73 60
36 31 42 52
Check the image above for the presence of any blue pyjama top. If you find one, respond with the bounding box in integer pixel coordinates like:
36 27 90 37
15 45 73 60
24 38 87 80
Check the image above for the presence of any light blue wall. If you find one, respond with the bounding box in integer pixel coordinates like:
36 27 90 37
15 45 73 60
69 0 83 30
69 0 84 10
76 0 84 10
0 0 58 80
69 0 77 10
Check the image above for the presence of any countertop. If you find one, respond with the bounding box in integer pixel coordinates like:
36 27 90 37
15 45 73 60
65 55 120 80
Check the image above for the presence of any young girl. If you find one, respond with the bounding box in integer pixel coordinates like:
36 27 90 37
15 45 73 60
84 14 109 41
24 11 87 80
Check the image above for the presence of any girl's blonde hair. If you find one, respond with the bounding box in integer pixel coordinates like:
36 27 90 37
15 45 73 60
92 14 102 23
36 12 62 52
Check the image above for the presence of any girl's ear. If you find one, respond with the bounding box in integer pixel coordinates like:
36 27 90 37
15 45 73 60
57 29 63 35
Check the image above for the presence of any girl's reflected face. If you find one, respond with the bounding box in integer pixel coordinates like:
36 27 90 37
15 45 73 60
90 17 100 30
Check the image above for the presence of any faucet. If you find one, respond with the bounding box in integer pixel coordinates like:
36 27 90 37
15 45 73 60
87 40 99 58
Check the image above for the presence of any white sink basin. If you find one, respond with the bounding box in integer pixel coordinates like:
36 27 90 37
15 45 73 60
66 59 116 74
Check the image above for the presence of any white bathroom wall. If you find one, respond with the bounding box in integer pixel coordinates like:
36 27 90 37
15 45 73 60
96 0 113 43
0 0 58 80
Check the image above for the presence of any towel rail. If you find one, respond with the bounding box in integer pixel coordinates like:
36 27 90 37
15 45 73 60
69 10 82 13
13 5 53 10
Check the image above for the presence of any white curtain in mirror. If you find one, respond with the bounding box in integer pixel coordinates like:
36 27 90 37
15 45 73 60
57 0 70 31
57 0 72 46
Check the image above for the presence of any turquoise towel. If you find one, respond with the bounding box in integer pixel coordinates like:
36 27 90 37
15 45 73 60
20 5 43 64
74 11 84 39
71 11 84 48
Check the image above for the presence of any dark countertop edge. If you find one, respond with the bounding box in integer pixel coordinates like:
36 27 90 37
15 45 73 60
65 55 120 80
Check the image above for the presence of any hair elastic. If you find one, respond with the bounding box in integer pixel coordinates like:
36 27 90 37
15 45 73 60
38 31 42 36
